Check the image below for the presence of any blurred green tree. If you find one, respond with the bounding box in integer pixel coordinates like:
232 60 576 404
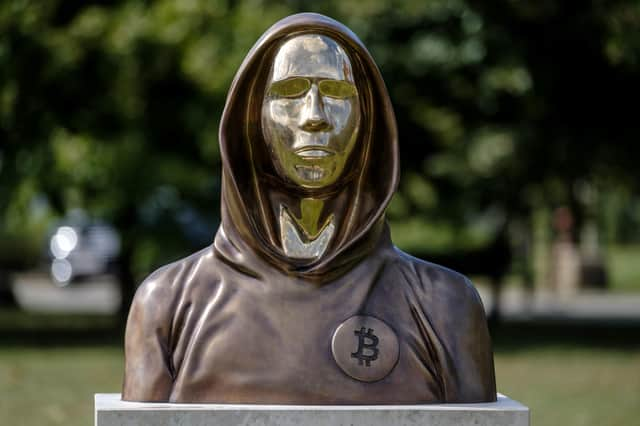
2 0 639 317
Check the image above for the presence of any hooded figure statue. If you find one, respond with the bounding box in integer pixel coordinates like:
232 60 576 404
123 13 496 404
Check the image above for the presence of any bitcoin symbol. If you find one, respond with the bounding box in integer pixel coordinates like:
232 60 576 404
333 316 398 381
351 327 379 366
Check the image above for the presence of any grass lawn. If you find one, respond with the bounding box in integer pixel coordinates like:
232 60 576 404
1 339 638 426
496 346 640 426
0 346 123 425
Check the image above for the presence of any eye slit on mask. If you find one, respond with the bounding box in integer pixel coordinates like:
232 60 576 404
268 77 311 98
267 78 358 99
318 80 357 99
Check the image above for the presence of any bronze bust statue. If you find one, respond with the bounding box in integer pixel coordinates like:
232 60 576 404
123 13 496 404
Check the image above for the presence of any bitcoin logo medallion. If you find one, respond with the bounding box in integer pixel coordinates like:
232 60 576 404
331 315 399 382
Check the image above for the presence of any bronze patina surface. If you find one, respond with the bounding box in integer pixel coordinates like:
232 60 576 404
123 13 497 404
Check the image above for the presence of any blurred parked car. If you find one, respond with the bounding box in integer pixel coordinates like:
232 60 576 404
46 219 121 286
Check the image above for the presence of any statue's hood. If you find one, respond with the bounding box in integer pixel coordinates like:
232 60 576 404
214 13 399 282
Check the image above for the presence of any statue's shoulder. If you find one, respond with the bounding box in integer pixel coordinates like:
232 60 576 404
389 248 496 402
132 245 214 306
124 247 214 402
391 247 486 316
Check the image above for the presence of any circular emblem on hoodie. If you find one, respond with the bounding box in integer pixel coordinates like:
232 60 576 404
331 315 399 382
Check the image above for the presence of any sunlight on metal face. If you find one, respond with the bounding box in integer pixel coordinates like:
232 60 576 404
261 34 361 189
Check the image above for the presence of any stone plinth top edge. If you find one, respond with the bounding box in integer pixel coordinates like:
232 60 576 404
95 393 528 412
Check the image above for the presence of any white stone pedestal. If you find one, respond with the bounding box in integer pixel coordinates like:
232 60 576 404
95 393 529 426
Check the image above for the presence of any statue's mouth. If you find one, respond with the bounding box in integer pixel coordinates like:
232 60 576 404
295 146 335 158
291 146 337 184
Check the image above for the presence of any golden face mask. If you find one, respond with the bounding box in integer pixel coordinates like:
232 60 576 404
261 34 361 189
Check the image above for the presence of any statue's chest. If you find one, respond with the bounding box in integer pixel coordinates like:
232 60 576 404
168 281 440 403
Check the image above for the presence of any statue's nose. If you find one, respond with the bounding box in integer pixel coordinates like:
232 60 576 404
299 84 332 132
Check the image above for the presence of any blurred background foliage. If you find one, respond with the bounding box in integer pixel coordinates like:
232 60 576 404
2 0 640 298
